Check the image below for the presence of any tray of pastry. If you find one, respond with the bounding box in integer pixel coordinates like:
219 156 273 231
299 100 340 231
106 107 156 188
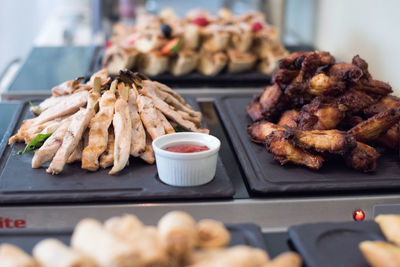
0 211 302 267
91 45 313 88
289 214 400 267
0 72 234 204
214 50 400 195
91 8 315 87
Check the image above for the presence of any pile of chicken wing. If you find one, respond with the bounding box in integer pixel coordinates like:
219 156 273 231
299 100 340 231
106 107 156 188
9 69 208 175
247 51 400 172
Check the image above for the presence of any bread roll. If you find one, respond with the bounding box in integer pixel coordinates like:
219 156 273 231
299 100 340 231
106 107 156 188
0 243 38 267
360 241 400 267
158 211 198 257
71 218 137 267
375 214 400 246
189 245 269 267
197 219 230 248
33 238 96 267
264 252 302 267
105 215 169 267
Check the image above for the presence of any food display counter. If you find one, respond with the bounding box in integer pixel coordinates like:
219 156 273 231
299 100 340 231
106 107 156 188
1 4 400 266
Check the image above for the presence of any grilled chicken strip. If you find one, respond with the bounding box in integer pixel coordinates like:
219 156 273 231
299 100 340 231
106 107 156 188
51 77 86 97
99 128 115 169
24 117 66 143
136 93 166 140
87 69 109 87
128 89 146 157
47 91 100 175
156 110 175 134
139 84 208 133
247 121 284 143
345 142 380 173
109 85 132 175
142 80 201 119
81 84 116 171
31 116 75 168
9 90 89 144
287 129 357 155
67 138 83 164
348 108 400 143
140 133 155 164
152 81 186 104
266 130 324 170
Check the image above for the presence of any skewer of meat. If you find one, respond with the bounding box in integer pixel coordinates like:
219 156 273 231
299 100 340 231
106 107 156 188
128 88 146 157
46 78 101 175
82 80 117 171
109 83 132 175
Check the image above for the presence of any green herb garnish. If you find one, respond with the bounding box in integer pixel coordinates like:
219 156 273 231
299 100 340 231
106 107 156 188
174 126 187 132
17 133 52 155
29 101 42 115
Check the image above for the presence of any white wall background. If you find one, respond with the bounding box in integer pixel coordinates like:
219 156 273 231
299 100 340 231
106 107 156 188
314 0 400 94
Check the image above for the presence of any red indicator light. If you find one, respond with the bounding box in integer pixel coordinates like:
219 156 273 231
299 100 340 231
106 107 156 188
353 210 366 221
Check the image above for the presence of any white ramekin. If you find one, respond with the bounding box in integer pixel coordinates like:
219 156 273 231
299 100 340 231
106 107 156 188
152 132 221 186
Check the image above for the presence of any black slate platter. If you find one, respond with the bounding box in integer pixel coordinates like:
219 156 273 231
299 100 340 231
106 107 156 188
0 223 266 254
89 45 314 88
0 99 234 204
214 95 400 195
288 221 386 267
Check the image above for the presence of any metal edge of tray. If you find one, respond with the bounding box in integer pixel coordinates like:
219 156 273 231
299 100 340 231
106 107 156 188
1 88 264 100
1 194 400 232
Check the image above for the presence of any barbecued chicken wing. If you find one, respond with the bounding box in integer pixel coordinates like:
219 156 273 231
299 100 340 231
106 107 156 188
338 89 376 114
278 110 299 129
351 55 392 96
247 121 284 143
348 108 400 143
345 142 380 173
287 129 357 155
378 123 399 150
364 95 400 117
266 130 324 170
298 97 344 130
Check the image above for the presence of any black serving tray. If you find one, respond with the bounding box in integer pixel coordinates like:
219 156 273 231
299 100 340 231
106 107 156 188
289 221 386 267
89 45 314 88
0 223 266 254
0 99 234 204
214 95 400 195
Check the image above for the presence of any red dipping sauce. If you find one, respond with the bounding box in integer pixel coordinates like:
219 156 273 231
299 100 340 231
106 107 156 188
164 144 210 153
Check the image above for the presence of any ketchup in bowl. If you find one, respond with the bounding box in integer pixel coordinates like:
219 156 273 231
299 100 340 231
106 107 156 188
164 144 210 153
